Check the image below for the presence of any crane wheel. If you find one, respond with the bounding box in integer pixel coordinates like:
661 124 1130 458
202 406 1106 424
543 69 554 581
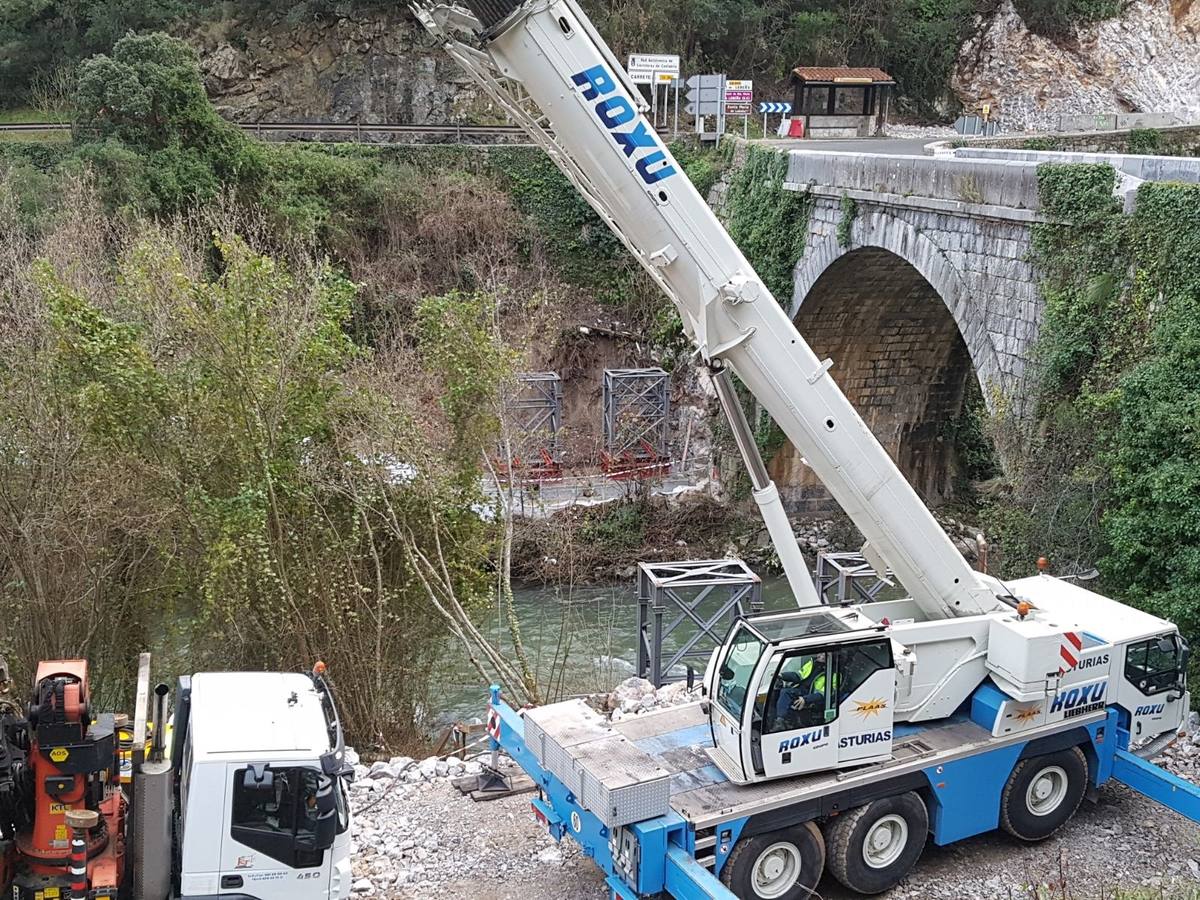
1000 746 1088 841
824 791 928 895
720 820 824 900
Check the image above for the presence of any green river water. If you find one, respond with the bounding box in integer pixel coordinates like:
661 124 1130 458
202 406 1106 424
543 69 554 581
428 574 802 727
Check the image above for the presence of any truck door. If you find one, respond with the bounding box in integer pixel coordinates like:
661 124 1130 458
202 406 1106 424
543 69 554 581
1119 634 1189 745
220 764 333 899
758 638 896 779
758 648 839 779
711 624 767 779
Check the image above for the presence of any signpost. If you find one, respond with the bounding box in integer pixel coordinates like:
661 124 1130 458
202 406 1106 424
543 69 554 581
628 54 681 127
725 79 753 137
686 74 726 145
758 101 793 137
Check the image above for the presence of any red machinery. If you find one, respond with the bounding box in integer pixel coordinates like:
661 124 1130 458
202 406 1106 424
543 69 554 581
2 660 125 900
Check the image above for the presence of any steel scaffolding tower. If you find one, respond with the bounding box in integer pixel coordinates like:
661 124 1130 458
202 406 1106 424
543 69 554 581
636 559 764 687
602 368 671 479
498 372 564 481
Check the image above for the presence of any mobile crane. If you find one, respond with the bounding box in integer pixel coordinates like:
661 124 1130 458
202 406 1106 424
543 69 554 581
414 1 1200 897
0 655 353 900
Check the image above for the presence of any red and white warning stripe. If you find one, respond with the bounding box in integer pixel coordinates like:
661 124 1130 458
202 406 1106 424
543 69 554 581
1058 631 1083 674
487 707 502 741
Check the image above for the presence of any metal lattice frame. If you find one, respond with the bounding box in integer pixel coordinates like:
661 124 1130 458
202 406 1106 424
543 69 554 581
815 552 893 605
603 369 670 463
636 559 763 687
501 372 563 474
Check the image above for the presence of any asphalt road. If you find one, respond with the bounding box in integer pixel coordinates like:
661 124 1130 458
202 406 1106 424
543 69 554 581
762 136 940 156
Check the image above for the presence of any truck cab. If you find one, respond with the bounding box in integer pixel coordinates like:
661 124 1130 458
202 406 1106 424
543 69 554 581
706 609 899 782
174 672 353 900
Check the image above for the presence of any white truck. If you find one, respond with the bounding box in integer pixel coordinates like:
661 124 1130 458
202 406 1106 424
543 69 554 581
414 1 1200 897
0 655 353 900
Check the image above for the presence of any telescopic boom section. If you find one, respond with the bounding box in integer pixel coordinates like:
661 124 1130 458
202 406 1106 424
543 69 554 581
416 0 1003 620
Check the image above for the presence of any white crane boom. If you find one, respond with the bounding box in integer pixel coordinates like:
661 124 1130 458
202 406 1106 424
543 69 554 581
414 0 1004 620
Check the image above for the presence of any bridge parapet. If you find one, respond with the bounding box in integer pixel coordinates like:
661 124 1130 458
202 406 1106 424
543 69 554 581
950 147 1200 182
785 150 1044 222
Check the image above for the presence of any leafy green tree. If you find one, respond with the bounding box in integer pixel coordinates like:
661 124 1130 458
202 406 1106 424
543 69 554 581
72 33 266 213
1011 0 1121 37
0 0 182 99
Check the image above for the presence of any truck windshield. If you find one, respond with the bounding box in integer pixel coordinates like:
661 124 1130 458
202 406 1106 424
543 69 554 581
716 627 765 723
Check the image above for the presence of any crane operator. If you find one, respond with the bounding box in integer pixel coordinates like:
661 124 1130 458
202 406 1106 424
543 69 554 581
772 652 836 732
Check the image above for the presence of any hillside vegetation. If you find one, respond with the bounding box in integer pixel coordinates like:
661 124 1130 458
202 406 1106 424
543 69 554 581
1 0 1127 116
0 33 693 750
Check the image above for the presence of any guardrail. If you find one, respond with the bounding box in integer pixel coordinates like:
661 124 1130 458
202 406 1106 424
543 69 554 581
0 121 671 143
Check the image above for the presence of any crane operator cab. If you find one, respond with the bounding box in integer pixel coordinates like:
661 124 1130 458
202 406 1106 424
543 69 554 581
704 609 899 783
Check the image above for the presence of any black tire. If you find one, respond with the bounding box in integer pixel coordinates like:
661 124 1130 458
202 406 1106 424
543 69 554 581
720 820 825 900
1000 746 1088 841
825 792 928 895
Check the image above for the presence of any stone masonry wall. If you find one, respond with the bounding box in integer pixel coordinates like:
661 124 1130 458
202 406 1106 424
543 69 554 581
771 178 1043 510
769 247 976 511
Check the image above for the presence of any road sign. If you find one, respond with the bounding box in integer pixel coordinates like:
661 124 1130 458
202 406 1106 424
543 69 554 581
685 74 725 117
724 79 753 116
627 53 680 85
759 101 792 115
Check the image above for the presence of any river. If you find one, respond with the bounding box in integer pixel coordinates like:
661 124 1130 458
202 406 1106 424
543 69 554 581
427 574 805 727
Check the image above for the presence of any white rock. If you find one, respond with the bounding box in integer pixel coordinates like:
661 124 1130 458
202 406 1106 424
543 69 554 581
351 878 373 894
536 846 564 864
614 676 656 704
418 757 440 779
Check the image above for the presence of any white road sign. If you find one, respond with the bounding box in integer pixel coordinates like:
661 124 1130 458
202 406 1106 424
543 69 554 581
724 79 753 116
627 53 681 85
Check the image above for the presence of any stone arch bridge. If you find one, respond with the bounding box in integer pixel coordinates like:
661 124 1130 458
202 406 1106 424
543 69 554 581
745 144 1200 511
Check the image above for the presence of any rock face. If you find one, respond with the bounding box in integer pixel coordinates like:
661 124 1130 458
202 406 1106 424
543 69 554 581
193 11 489 123
954 0 1200 131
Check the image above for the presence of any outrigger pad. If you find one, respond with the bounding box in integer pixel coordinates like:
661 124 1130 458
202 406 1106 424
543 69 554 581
475 763 512 794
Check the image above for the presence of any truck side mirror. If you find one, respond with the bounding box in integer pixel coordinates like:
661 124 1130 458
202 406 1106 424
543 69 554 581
243 765 274 792
295 774 337 852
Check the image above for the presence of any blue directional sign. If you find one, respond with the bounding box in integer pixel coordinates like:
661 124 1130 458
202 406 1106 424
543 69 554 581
758 102 793 114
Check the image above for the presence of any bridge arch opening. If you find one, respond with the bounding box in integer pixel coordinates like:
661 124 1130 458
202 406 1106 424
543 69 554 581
771 247 991 512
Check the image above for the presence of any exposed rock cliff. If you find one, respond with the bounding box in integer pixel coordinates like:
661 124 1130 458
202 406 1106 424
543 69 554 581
193 11 488 123
191 3 1200 132
954 0 1200 131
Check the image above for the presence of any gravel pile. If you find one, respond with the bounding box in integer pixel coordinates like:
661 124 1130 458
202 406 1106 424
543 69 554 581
347 717 1200 899
348 754 604 898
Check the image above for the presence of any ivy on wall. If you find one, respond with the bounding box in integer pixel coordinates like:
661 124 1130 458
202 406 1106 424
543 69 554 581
837 193 858 248
990 161 1200 651
723 144 813 306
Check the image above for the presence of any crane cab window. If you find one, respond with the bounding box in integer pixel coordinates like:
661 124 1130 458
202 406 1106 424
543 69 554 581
716 627 765 722
765 651 833 733
763 639 893 735
1124 635 1183 695
231 766 324 868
